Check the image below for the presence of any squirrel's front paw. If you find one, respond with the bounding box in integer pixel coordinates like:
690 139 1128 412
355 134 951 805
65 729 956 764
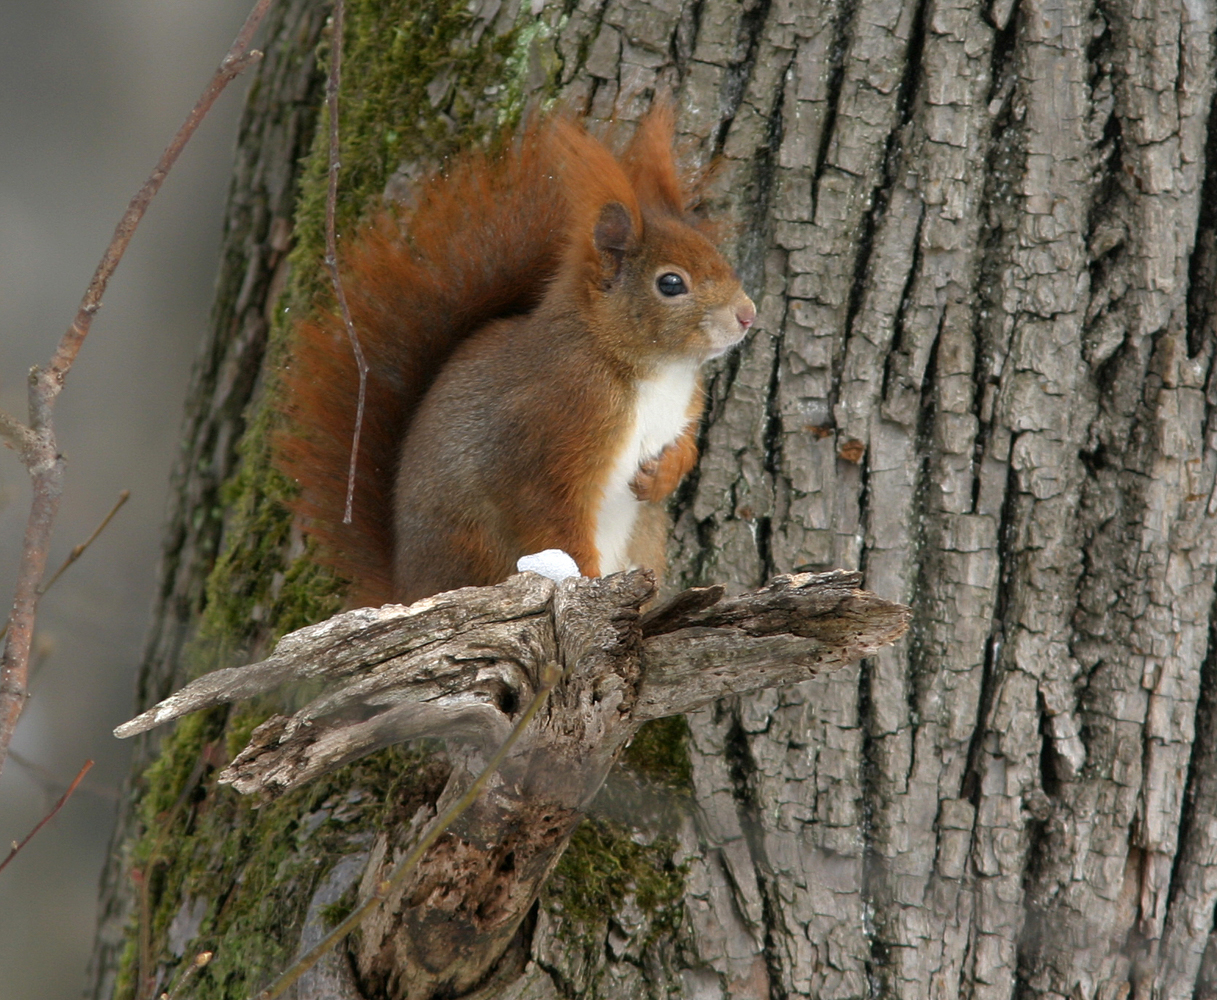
631 434 699 502
631 458 662 501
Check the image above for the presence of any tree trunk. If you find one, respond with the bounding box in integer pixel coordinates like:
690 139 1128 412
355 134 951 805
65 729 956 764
90 1 1217 999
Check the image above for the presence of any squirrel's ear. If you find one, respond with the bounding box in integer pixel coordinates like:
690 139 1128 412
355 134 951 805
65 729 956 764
593 202 635 283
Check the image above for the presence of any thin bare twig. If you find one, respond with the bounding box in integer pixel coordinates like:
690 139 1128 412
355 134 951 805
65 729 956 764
47 2 272 386
0 488 132 645
0 0 273 779
322 0 370 525
250 663 561 1000
0 440 64 778
0 758 93 875
38 489 131 595
161 951 213 1000
8 748 118 803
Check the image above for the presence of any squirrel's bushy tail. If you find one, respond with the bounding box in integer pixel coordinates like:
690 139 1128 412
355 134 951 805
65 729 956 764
277 126 565 605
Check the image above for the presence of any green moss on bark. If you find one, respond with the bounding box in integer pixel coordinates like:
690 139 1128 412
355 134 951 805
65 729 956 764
543 817 688 983
116 744 449 1000
622 715 694 791
548 819 686 931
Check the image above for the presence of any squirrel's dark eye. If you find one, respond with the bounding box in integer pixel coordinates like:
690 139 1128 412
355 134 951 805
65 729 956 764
656 272 688 297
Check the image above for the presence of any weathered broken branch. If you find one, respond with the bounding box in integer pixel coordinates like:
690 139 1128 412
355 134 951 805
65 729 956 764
117 568 907 1000
117 569 908 794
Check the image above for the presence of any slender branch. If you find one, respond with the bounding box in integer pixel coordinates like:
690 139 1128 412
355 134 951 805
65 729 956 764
0 0 273 779
46 0 273 387
250 663 561 1000
0 454 64 776
161 951 213 1000
8 748 117 802
0 758 93 875
0 408 37 454
322 0 370 525
0 488 132 645
38 489 131 595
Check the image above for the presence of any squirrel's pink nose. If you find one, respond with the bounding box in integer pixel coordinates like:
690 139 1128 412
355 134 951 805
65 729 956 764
736 298 756 330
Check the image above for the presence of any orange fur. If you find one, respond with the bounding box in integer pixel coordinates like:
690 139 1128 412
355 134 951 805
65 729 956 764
617 102 685 216
631 425 701 503
277 108 753 607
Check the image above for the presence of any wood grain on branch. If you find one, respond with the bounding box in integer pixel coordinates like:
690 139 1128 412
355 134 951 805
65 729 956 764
116 568 907 999
116 569 907 789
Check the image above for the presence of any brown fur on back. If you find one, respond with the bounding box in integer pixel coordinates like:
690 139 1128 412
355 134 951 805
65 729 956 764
277 127 565 605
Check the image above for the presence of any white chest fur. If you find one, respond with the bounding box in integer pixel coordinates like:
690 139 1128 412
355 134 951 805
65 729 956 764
594 360 700 574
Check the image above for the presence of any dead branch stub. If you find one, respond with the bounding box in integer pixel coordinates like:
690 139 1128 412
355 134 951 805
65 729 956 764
117 568 908 999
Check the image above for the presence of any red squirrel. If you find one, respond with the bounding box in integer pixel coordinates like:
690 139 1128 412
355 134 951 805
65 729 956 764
277 106 755 607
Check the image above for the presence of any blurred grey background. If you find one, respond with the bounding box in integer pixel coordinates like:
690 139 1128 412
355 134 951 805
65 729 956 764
0 2 254 996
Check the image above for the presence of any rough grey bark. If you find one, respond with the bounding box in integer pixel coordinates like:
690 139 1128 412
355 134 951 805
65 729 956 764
91 0 1217 999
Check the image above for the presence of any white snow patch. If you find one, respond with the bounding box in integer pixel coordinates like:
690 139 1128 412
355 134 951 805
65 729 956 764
517 549 581 582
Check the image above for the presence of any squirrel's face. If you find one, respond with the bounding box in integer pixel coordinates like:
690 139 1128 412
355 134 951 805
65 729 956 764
591 207 756 365
647 259 757 360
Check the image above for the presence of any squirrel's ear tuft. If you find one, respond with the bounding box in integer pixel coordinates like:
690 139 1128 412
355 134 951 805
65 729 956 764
593 202 635 276
619 101 685 216
550 117 642 290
